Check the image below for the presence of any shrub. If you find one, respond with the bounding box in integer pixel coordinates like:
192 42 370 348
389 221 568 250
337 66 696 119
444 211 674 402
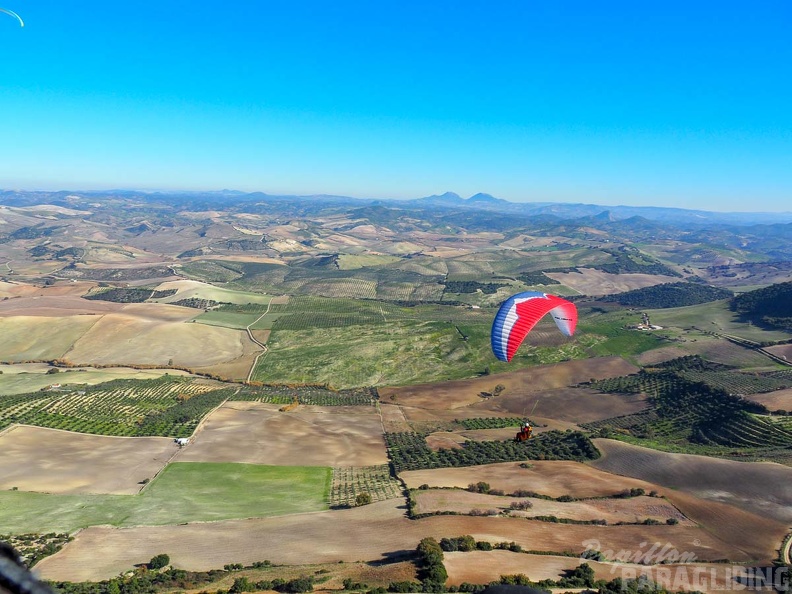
467 482 491 494
148 554 170 570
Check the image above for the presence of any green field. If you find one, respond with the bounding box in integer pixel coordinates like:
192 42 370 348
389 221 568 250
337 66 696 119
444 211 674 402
647 299 792 342
194 311 264 329
0 463 331 533
577 310 669 361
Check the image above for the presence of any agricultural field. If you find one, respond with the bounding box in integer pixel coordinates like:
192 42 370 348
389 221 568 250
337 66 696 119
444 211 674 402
545 269 680 295
384 430 598 472
412 489 690 525
647 299 792 343
747 388 792 411
0 425 177 495
0 364 192 396
443 551 759 594
0 315 100 362
382 357 639 413
329 465 404 507
64 304 248 368
0 378 229 437
0 462 331 534
194 310 266 329
176 401 388 467
401 461 660 499
591 439 792 523
150 279 274 306
582 358 792 455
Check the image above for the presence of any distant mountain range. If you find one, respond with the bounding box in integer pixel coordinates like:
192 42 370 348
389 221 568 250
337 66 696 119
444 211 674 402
2 188 791 227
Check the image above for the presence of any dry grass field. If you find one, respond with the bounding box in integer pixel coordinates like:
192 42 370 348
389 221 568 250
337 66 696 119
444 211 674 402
0 425 177 494
544 269 680 295
64 304 246 367
591 439 792 523
36 498 746 582
0 315 100 361
177 401 388 466
401 461 661 498
151 279 273 305
413 489 690 525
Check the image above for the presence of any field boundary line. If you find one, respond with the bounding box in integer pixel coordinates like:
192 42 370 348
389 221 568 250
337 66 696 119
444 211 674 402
2 422 177 440
0 422 19 438
245 299 274 383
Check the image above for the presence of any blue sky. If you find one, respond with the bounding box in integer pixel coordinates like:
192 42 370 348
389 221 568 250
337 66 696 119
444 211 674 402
1 1 790 211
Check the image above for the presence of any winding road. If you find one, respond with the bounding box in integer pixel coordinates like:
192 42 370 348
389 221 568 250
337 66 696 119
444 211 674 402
244 299 274 383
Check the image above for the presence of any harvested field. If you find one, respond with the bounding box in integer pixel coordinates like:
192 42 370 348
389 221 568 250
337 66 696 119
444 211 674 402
0 294 124 317
36 499 746 582
444 551 611 585
64 305 245 367
0 425 177 495
152 279 272 305
544 270 679 295
178 401 388 466
746 388 792 411
766 344 792 361
425 432 466 451
635 346 692 366
413 489 690 525
381 357 638 412
591 439 792 523
444 551 758 594
192 330 261 381
0 316 99 361
471 386 648 424
401 461 660 498
0 281 96 299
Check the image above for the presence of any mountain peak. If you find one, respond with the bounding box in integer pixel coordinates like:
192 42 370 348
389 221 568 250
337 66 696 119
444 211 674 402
468 192 506 203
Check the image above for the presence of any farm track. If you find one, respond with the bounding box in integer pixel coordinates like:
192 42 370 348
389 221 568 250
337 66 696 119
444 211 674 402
245 300 273 383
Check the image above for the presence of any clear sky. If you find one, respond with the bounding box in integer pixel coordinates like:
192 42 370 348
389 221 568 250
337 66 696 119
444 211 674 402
1 1 790 211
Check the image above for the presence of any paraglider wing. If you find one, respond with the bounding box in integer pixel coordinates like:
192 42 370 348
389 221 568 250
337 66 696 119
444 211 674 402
491 291 577 362
0 8 24 27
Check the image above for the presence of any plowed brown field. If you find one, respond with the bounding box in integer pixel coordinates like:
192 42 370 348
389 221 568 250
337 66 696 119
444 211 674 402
177 402 387 466
414 490 690 525
0 425 177 494
402 461 660 498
